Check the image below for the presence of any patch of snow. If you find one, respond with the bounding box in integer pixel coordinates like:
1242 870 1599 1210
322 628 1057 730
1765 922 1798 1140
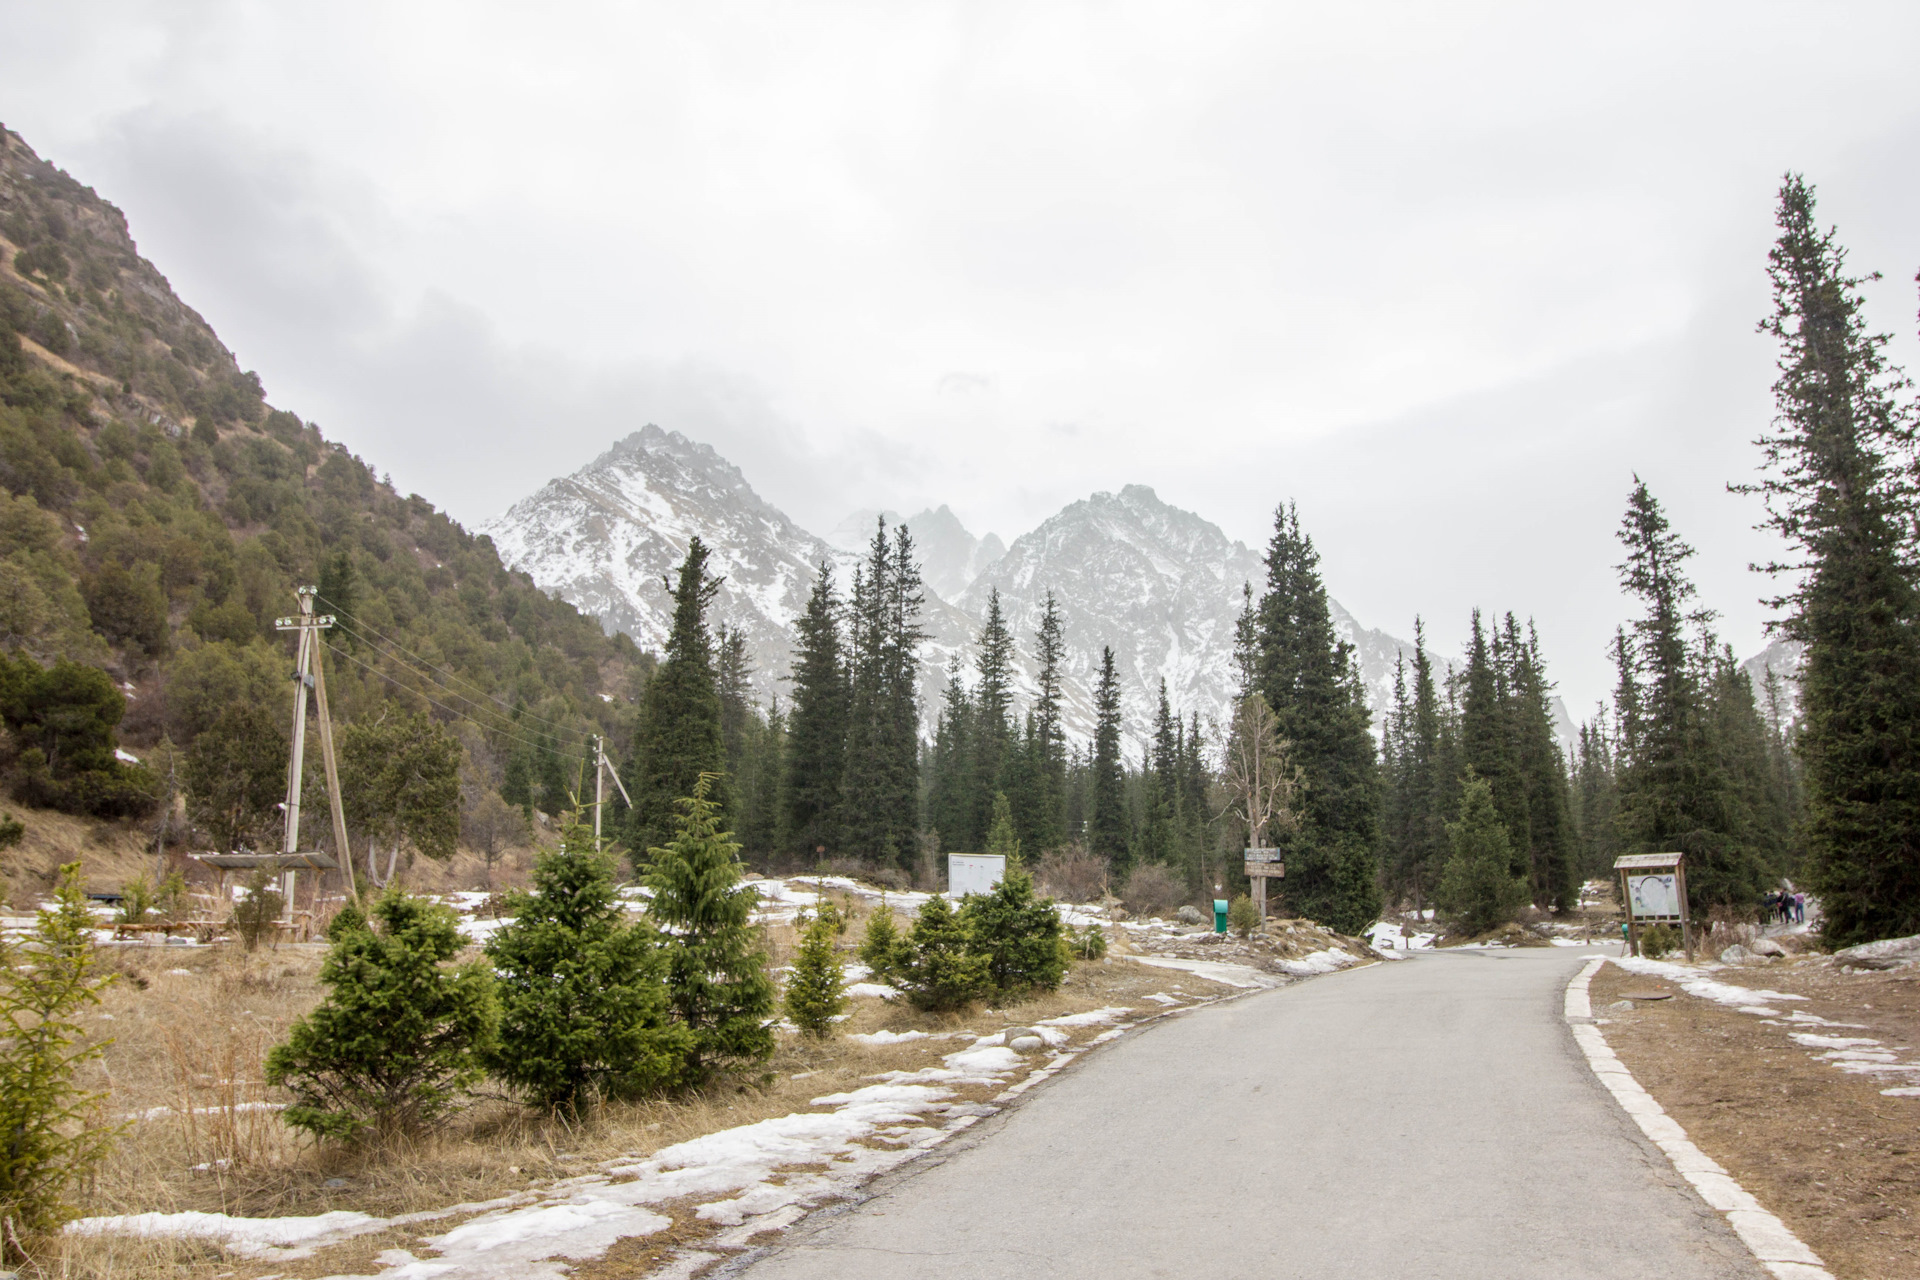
1276 948 1358 977
114 748 141 765
1037 1006 1133 1027
1612 957 1808 1011
847 1029 927 1046
1130 954 1280 989
1144 992 1181 1005
65 1209 387 1259
845 982 900 999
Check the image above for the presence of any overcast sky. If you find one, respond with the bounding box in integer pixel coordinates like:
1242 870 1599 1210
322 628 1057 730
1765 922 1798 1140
5 1 1920 714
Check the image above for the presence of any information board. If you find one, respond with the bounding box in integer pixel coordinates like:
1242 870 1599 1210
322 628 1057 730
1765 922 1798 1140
948 854 1006 898
1627 873 1681 919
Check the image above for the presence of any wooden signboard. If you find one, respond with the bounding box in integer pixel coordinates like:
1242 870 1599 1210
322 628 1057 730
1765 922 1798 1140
1613 852 1692 960
1244 848 1284 917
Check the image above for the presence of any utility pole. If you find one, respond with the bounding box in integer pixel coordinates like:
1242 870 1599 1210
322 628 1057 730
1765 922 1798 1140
590 734 633 851
274 587 339 922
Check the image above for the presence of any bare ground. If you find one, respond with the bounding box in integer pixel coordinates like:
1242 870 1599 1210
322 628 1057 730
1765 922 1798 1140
1591 956 1920 1280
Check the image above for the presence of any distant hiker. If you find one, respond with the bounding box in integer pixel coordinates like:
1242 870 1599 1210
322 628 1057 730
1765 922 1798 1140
1793 892 1806 925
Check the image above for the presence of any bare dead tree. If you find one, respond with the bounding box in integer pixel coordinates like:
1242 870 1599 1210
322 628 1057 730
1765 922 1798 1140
1221 693 1300 914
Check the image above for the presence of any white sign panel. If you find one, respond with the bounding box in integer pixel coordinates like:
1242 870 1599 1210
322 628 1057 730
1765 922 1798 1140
1627 873 1681 919
948 854 1006 898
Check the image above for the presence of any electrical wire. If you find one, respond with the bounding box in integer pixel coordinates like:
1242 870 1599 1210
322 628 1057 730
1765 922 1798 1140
321 639 587 763
314 594 586 738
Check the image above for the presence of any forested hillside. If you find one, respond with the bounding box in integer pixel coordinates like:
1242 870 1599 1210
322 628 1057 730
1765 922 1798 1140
0 126 647 886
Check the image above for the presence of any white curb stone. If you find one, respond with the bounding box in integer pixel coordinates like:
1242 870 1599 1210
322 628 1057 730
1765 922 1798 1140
1565 957 1833 1279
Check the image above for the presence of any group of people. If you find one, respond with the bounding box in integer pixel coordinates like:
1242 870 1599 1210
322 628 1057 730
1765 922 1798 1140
1764 887 1806 926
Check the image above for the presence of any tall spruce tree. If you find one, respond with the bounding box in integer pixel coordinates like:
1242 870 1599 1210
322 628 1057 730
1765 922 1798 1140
1509 619 1577 912
925 658 974 852
1254 505 1381 934
841 520 927 866
1741 175 1920 945
625 538 727 856
1026 593 1069 851
1088 646 1129 867
1611 481 1762 911
1137 680 1178 866
783 566 848 858
969 590 1017 850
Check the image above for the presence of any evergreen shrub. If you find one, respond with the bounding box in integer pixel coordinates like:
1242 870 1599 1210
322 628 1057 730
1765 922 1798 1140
858 905 908 985
899 895 990 1012
0 864 120 1256
1227 895 1259 937
230 873 282 951
1067 923 1107 961
1638 923 1680 959
784 908 848 1037
958 869 1067 998
485 825 690 1112
266 889 498 1141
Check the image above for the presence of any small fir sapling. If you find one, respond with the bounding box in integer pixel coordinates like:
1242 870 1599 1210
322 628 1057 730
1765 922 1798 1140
900 894 991 1012
785 907 848 1037
0 864 122 1256
858 903 909 985
230 871 283 951
266 889 499 1141
643 774 775 1081
1227 894 1260 938
484 824 691 1112
958 868 1067 997
1067 923 1108 961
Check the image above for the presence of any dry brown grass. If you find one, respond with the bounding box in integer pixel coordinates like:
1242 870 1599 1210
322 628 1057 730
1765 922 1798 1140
27 925 1225 1280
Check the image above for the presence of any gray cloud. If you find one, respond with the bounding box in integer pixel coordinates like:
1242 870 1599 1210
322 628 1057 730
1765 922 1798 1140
3 1 1920 713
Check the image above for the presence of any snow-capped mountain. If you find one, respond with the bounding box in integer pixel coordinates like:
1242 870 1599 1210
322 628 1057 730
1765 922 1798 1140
828 505 1005 602
480 427 836 701
485 430 1436 754
481 427 974 711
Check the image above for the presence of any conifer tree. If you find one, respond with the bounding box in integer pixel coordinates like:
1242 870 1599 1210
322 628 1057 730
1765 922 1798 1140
644 774 775 1080
925 657 973 851
958 867 1066 997
899 894 990 1012
1088 646 1129 868
1137 679 1178 866
842 520 926 866
969 589 1016 848
1611 481 1762 911
1253 505 1381 934
1571 712 1621 880
1507 618 1577 912
626 538 728 855
1027 593 1069 850
267 889 499 1140
1436 772 1529 936
484 825 690 1113
1742 175 1920 944
784 566 849 858
985 791 1022 868
858 904 909 985
784 908 848 1037
0 864 118 1250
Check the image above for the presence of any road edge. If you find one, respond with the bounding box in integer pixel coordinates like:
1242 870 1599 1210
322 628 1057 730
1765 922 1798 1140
1563 956 1832 1280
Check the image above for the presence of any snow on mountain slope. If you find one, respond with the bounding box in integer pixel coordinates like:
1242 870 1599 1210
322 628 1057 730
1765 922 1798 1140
485 434 1438 753
480 427 836 703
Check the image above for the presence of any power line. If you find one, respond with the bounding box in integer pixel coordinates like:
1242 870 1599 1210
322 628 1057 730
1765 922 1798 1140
320 640 586 763
314 594 587 737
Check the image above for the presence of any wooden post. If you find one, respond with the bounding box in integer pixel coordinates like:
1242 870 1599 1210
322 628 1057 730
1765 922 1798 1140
311 634 356 906
1676 862 1693 961
1619 866 1638 957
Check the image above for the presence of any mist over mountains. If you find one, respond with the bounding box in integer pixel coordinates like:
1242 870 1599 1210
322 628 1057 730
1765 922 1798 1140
482 426 1565 753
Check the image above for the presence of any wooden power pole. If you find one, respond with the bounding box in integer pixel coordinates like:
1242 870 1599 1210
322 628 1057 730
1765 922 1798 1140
274 587 354 916
591 734 632 851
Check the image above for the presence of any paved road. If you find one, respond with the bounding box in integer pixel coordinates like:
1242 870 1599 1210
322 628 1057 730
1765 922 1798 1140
729 947 1765 1280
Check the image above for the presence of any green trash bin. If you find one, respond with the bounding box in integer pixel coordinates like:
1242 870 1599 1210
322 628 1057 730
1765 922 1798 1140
1213 899 1229 934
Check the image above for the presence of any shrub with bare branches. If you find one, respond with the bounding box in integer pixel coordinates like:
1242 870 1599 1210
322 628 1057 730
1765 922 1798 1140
1035 844 1107 904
